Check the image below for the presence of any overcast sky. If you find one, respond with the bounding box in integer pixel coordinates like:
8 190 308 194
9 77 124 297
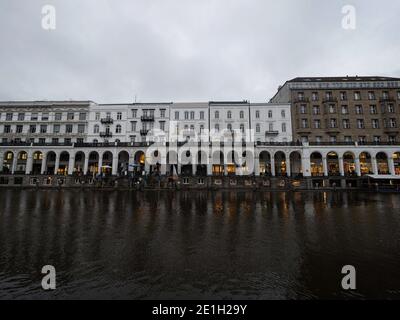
0 0 399 103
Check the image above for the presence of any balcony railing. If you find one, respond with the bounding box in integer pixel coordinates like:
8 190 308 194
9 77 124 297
140 115 155 121
100 117 114 124
140 129 150 136
265 130 279 136
99 132 112 138
323 97 338 103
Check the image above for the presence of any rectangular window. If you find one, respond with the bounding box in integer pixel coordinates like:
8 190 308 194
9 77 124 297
281 110 286 118
256 110 260 118
39 138 46 144
66 124 73 133
16 125 23 133
300 105 306 114
282 123 286 132
78 124 85 133
329 105 336 113
52 138 59 144
370 105 377 114
117 112 122 120
159 121 165 131
330 118 337 128
200 111 204 120
387 104 395 113
343 119 350 129
160 109 166 118
67 112 74 120
312 106 320 115
131 121 137 131
355 105 363 114
357 119 364 129
301 119 308 128
4 125 11 133
315 136 322 143
6 113 13 121
372 119 379 129
29 125 36 133
55 113 62 121
31 113 38 121
175 111 179 120
42 113 49 121
389 118 397 128
312 92 318 101
17 113 25 121
358 136 366 143
373 136 381 143
95 112 100 120
340 92 347 101
354 92 361 100
79 112 86 121
368 91 375 100
314 120 321 129
341 105 348 114
53 124 60 133
344 136 352 142
40 125 47 133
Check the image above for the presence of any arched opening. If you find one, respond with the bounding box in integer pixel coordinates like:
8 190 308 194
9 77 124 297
148 149 161 174
226 150 239 175
274 151 286 176
259 151 271 176
290 151 302 177
88 151 99 175
327 152 339 176
212 151 224 175
74 152 85 175
58 151 70 175
101 151 113 175
32 151 43 175
310 152 323 176
134 151 145 174
359 152 373 175
343 152 356 176
241 150 253 175
376 152 389 175
394 152 400 175
196 150 207 176
16 151 28 174
118 151 130 175
2 151 14 174
45 151 56 175
181 150 193 176
166 151 177 175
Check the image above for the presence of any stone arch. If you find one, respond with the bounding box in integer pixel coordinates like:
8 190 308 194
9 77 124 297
289 151 302 177
88 151 99 175
16 151 28 174
326 151 339 176
393 151 400 175
2 151 14 173
212 150 224 175
376 152 389 175
45 151 57 175
58 151 70 175
101 151 113 175
274 151 286 176
343 151 356 176
134 150 146 174
259 151 271 176
118 150 130 175
359 151 373 175
310 152 323 176
32 151 43 175
74 151 85 174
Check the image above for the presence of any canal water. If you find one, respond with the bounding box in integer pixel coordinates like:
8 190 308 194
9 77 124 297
0 189 399 299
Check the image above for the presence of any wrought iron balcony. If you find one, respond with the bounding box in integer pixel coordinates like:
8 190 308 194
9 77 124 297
100 117 114 124
265 130 279 136
140 129 150 136
99 131 112 138
140 115 155 121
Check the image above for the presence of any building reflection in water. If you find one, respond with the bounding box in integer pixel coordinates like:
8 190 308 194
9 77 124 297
0 189 399 299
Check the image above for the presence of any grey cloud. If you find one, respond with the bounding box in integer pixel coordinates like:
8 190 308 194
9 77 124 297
0 0 399 103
